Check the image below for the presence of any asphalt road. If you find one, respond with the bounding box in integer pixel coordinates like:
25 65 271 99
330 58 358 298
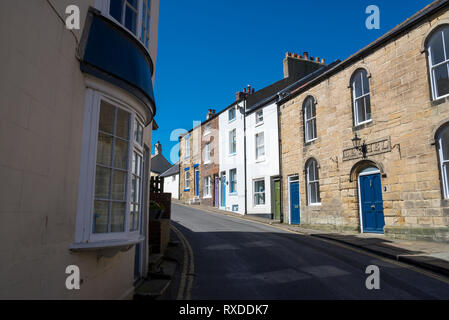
172 203 449 300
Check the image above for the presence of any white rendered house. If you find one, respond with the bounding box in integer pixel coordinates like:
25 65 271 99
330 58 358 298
245 101 281 219
218 101 246 214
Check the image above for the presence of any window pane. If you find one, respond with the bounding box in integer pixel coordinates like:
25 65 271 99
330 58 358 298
127 0 138 10
310 182 317 204
444 29 449 61
439 127 449 160
430 32 445 65
97 133 113 166
112 170 127 200
114 139 129 169
95 166 111 198
93 200 109 233
111 202 125 232
255 180 265 193
443 163 449 197
116 108 130 139
109 0 123 22
306 121 314 141
255 193 265 205
353 72 363 98
99 102 115 134
355 98 365 124
434 64 449 97
362 70 370 95
125 6 137 34
364 95 372 121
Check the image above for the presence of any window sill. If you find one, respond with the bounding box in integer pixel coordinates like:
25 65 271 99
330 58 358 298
229 192 238 196
353 120 373 131
255 122 264 127
308 203 322 207
229 153 237 157
203 195 212 199
204 161 211 165
184 188 190 192
70 236 144 253
255 158 266 163
228 118 236 124
431 96 449 106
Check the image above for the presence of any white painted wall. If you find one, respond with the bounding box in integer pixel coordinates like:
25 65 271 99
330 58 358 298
164 174 179 199
218 102 246 214
245 102 280 216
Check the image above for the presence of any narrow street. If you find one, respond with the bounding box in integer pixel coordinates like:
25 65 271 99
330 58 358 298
172 203 449 300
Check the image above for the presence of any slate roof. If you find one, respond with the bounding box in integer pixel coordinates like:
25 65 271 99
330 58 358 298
160 162 180 178
150 153 172 175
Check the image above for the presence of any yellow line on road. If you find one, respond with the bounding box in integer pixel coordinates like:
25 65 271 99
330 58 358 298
172 224 195 300
173 202 449 285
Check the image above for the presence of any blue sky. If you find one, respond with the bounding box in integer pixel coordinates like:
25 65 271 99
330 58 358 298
152 0 432 164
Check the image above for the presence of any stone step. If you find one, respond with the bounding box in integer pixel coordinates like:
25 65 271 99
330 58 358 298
148 253 164 273
134 279 171 300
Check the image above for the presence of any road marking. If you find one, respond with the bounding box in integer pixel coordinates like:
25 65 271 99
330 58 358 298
172 224 195 300
173 202 449 285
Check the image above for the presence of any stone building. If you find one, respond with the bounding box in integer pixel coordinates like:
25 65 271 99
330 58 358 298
278 0 449 242
179 125 202 204
200 110 220 207
0 0 159 298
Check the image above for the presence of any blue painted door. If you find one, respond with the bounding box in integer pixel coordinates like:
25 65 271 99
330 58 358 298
360 174 385 233
220 174 226 207
195 169 199 196
290 181 300 224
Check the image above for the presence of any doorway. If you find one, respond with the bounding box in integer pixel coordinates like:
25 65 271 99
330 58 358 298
358 167 385 233
220 171 226 208
289 176 300 225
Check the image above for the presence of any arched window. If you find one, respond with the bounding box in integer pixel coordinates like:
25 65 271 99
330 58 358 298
303 97 317 142
306 159 321 205
427 26 449 100
351 69 371 126
437 124 449 198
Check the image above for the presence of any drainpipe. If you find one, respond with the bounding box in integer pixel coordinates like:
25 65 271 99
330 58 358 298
242 98 248 215
276 95 283 223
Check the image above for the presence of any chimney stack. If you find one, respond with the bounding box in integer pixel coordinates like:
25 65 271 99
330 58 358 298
235 85 255 101
206 109 216 120
283 51 326 79
154 141 162 155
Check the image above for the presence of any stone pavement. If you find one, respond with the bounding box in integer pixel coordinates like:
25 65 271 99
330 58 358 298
173 199 449 277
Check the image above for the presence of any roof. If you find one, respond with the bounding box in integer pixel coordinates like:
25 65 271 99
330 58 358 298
160 162 180 178
246 60 341 114
279 0 449 104
150 153 172 175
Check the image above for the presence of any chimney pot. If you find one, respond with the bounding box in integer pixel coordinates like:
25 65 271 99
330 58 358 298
303 52 309 59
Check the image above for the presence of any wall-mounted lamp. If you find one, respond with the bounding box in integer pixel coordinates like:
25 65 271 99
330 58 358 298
352 133 368 158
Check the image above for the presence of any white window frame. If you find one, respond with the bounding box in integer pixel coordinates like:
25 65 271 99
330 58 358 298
95 0 152 51
306 159 321 206
203 176 212 198
229 129 236 155
228 107 236 122
254 178 266 206
255 110 264 125
351 69 372 126
255 132 265 161
204 142 211 164
427 27 449 101
304 97 317 142
74 89 145 245
229 169 237 194
184 170 190 190
438 127 449 198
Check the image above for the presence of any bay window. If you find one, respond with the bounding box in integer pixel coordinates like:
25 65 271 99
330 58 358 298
98 0 152 50
74 89 146 247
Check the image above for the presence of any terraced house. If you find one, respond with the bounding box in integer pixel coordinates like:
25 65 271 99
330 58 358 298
0 0 159 298
278 0 449 242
